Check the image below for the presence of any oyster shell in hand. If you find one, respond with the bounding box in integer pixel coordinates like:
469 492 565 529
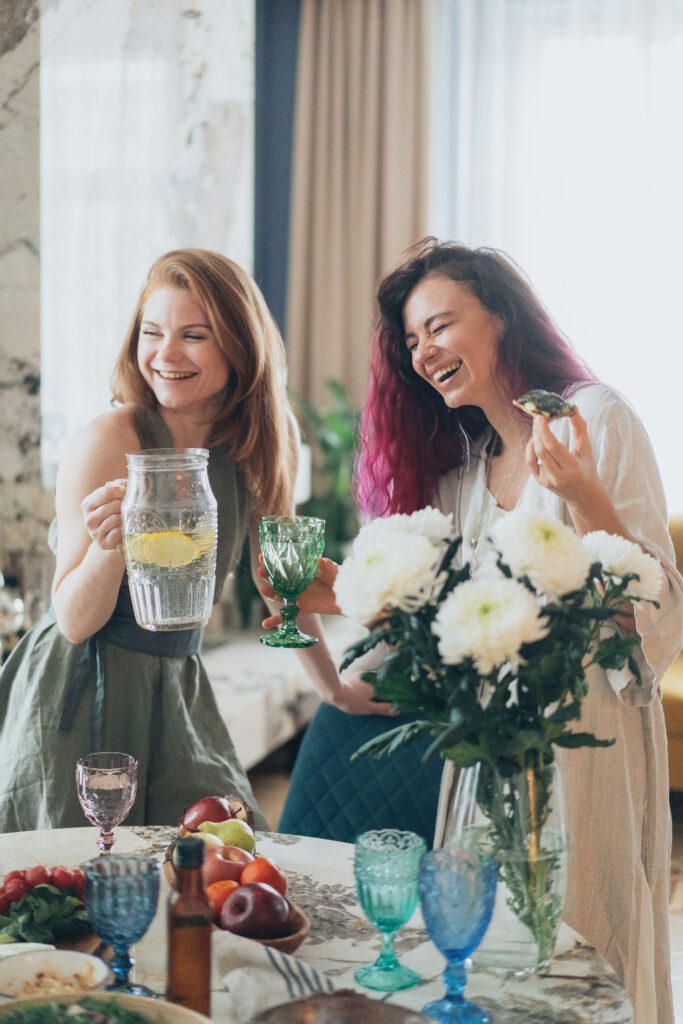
513 388 576 420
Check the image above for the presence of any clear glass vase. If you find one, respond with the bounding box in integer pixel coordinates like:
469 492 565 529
445 758 567 976
121 448 217 631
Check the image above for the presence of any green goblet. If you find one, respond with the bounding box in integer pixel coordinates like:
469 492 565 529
259 515 325 648
354 829 426 992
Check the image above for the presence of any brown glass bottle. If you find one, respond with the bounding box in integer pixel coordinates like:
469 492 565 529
167 837 212 1016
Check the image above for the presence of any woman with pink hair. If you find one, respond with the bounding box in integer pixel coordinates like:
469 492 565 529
272 238 682 1024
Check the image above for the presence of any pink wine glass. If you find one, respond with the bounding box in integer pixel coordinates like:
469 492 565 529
76 752 138 855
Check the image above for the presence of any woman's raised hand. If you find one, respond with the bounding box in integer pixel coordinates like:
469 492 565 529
81 479 127 552
526 407 636 543
258 554 341 625
526 410 604 508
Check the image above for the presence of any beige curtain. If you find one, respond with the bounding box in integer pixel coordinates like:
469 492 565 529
286 0 430 410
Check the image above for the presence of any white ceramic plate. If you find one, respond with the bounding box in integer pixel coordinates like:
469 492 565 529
0 991 212 1024
0 950 110 998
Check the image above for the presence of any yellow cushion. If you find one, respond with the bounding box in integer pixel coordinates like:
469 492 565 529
668 736 683 792
669 515 683 569
663 515 683 788
663 655 683 734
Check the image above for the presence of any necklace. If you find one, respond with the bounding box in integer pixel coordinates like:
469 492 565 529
468 424 531 574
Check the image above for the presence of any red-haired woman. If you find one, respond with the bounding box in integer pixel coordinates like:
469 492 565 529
0 249 384 833
273 239 683 1024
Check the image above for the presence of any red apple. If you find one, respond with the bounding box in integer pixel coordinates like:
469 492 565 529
202 845 255 888
219 882 291 939
180 795 235 833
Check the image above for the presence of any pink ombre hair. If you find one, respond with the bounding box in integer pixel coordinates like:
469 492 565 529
355 239 596 516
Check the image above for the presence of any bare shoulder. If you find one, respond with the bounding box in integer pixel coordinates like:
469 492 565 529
56 406 141 497
87 405 141 449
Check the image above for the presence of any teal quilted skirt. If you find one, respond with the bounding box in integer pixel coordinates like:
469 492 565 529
278 704 444 845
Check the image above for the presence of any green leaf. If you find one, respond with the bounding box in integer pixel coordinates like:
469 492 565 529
0 884 90 943
350 721 432 762
441 740 487 767
544 701 582 725
554 732 615 749
587 628 638 665
339 627 394 671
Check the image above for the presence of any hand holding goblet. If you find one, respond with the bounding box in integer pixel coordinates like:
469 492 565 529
259 515 325 648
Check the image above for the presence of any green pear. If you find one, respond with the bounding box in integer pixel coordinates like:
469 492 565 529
172 830 222 865
198 817 256 852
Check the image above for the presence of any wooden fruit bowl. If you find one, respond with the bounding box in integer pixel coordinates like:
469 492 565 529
244 903 310 955
164 842 310 955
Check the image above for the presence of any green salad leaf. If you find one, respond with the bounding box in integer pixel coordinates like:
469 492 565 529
0 883 91 943
0 998 152 1024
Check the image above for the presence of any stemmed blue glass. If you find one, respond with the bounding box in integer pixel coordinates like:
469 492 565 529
354 829 426 992
84 854 160 996
419 849 497 1023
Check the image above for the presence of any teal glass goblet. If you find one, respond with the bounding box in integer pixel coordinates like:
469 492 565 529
419 849 497 1023
84 854 160 996
259 515 325 648
354 829 426 992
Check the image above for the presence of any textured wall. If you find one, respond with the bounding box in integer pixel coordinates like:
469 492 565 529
0 0 54 571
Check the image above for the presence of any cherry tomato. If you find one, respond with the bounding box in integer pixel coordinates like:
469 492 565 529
24 866 50 889
49 867 74 890
70 869 86 897
0 889 9 915
3 870 26 885
4 878 28 903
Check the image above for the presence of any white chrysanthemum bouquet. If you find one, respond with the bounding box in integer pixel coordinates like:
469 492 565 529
337 507 663 774
337 507 663 966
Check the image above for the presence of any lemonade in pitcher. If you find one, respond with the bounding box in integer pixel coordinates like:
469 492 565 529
122 450 218 631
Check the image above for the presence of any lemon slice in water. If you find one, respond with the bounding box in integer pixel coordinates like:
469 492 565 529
127 531 199 568
193 529 216 556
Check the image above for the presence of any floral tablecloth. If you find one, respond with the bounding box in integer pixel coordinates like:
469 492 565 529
0 826 632 1023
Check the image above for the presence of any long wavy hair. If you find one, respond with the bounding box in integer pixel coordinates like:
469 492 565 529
112 249 296 514
356 238 596 516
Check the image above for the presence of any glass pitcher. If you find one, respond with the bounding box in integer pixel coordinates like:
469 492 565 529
121 449 217 631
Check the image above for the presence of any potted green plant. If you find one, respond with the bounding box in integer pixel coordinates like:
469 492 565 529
295 380 360 563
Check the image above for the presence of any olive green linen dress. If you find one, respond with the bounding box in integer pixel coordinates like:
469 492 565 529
0 408 266 832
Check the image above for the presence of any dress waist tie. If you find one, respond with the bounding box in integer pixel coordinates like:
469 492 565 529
52 588 202 750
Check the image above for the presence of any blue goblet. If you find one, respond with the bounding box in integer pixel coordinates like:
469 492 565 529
84 854 160 996
419 849 497 1024
354 829 426 992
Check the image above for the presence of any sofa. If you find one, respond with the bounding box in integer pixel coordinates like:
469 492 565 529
662 516 683 790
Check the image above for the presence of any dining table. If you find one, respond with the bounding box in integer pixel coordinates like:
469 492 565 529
0 825 633 1024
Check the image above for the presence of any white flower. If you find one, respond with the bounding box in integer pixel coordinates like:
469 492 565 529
582 531 664 601
358 507 454 546
432 577 548 674
405 507 455 543
334 531 440 621
490 511 590 596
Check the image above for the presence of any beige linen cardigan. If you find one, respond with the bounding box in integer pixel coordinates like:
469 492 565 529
434 382 683 1024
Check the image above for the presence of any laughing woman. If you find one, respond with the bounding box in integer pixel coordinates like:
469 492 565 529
0 249 386 832
271 239 683 1024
